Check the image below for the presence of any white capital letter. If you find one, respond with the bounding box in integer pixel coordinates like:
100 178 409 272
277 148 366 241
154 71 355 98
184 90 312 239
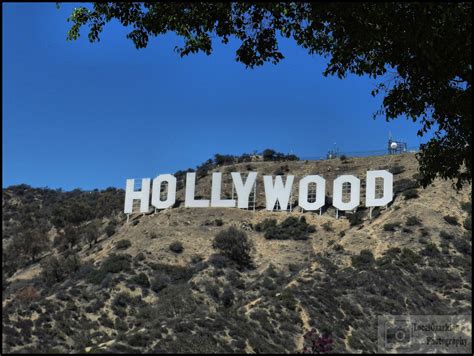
151 174 177 209
211 172 236 207
298 175 326 211
124 178 151 214
365 170 393 207
185 172 209 208
333 175 360 211
231 172 257 209
263 175 294 211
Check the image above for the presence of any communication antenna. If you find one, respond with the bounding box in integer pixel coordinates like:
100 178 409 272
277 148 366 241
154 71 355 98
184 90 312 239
388 134 407 155
326 142 340 159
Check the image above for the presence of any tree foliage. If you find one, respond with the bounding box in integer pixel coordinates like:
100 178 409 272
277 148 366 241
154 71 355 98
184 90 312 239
12 229 50 263
83 220 100 248
40 252 81 286
212 227 253 266
65 3 471 188
2 185 124 277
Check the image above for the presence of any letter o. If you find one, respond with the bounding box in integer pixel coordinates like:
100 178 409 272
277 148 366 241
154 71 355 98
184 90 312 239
333 175 360 211
152 174 176 209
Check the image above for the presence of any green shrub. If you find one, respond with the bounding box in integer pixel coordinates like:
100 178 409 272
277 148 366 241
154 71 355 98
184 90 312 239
460 201 472 214
150 272 171 293
452 237 471 255
406 216 422 226
347 211 364 226
394 178 418 193
279 289 297 310
262 277 276 290
116 239 131 249
221 287 234 307
102 253 131 273
127 333 150 348
40 253 81 286
463 216 472 231
322 221 333 232
226 270 245 289
169 241 184 254
87 254 131 284
288 263 301 272
443 215 459 225
403 189 419 200
440 230 454 240
370 207 381 219
134 252 146 262
255 218 277 232
351 250 375 269
212 227 253 266
257 216 315 240
105 223 116 237
390 165 405 175
400 248 422 265
333 244 344 252
419 228 430 237
129 272 150 288
112 292 132 309
383 222 401 231
208 254 229 268
190 254 203 264
421 243 440 257
273 167 286 176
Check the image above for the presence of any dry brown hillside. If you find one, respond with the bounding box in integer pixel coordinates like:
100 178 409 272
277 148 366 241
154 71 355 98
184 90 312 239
2 153 472 353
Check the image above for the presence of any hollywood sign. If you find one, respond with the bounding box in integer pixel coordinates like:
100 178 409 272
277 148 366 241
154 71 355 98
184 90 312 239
124 170 393 214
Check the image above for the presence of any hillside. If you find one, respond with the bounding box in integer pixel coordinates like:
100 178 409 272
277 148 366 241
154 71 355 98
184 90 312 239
2 153 472 353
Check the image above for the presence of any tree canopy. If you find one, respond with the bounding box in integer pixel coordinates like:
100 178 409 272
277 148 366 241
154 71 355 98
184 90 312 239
65 2 472 188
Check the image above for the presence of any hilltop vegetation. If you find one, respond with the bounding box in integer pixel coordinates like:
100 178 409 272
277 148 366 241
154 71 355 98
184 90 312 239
2 153 472 353
2 185 124 279
2 149 297 280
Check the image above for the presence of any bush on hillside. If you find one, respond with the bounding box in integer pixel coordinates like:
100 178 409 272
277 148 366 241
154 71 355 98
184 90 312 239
105 223 116 237
403 189 419 200
322 221 334 232
40 253 81 286
255 219 277 232
394 178 418 193
443 215 459 225
463 216 472 231
116 239 132 249
169 241 184 254
390 165 406 175
129 272 150 288
150 272 171 293
351 250 375 269
87 253 131 284
347 211 364 226
212 227 253 266
406 215 422 226
383 222 401 232
256 217 315 241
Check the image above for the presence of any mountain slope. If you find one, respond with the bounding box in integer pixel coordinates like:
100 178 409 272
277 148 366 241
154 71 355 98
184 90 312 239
2 153 472 353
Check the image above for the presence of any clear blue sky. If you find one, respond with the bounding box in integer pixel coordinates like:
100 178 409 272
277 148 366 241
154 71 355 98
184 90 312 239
3 3 428 191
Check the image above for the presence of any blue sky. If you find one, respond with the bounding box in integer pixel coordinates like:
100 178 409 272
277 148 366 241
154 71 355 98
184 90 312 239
3 3 428 190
